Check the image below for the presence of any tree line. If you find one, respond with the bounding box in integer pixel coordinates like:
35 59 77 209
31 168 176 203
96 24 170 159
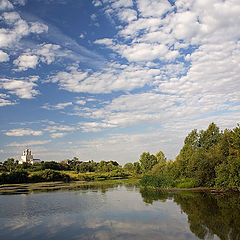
139 122 240 190
0 158 126 184
1 122 240 188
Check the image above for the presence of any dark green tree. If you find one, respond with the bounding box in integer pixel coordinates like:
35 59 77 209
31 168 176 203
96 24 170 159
139 152 158 173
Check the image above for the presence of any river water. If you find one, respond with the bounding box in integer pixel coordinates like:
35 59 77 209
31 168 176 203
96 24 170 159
0 183 239 240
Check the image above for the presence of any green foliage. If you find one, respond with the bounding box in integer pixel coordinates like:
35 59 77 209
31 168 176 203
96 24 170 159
174 178 196 188
133 162 141 174
139 152 158 173
140 187 171 204
215 157 240 189
75 162 92 173
30 169 70 183
140 122 240 190
140 174 174 188
0 170 29 184
2 158 17 172
123 162 134 172
77 169 129 182
155 151 166 164
40 161 64 171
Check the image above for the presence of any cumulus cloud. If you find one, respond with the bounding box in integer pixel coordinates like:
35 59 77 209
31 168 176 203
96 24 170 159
7 140 51 147
50 132 67 138
111 0 133 9
42 102 73 110
51 63 163 94
75 99 86 105
94 38 114 46
92 0 102 7
12 43 62 71
136 0 172 18
0 76 39 98
43 124 76 138
0 50 9 62
0 11 48 49
0 0 13 10
5 128 42 136
12 0 27 6
44 125 76 133
0 93 17 107
117 8 137 23
13 54 38 71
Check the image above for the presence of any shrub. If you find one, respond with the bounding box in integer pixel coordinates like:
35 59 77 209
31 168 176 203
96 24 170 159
140 174 174 188
174 178 196 188
29 169 70 183
0 170 29 184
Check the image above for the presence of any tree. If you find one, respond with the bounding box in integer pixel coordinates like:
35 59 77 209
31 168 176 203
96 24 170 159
133 162 142 174
198 122 222 151
139 152 158 173
3 158 16 172
155 151 166 164
123 163 134 172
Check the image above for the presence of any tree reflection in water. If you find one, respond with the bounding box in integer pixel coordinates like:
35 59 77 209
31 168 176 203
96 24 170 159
140 188 240 240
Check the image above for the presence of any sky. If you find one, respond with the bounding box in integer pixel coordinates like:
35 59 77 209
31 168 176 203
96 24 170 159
0 0 240 164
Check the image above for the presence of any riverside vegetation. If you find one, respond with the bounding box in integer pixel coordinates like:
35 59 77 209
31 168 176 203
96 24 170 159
1 122 240 191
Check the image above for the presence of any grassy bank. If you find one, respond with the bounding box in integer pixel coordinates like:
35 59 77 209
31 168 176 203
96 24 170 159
0 169 131 185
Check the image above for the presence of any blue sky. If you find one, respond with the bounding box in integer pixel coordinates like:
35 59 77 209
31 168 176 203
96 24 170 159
0 0 240 164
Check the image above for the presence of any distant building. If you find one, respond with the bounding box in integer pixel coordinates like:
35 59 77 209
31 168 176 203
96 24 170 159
19 149 41 164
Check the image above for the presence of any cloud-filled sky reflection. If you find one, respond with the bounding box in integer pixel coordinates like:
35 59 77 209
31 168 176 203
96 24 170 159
0 185 224 240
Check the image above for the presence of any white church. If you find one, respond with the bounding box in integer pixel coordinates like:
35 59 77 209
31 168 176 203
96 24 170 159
19 149 41 164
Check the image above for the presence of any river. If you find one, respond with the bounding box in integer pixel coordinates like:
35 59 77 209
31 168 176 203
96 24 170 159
0 183 239 240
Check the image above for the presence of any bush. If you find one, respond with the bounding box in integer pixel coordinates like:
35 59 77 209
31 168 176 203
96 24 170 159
140 174 174 188
174 178 196 188
215 158 240 189
29 169 70 183
0 170 29 184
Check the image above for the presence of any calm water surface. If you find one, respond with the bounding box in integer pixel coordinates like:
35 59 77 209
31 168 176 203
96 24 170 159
0 184 240 240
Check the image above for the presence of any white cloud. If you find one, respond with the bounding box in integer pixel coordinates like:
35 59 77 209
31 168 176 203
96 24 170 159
79 33 85 39
117 8 137 23
0 0 13 10
12 0 27 6
36 43 61 64
136 0 172 17
119 42 178 62
90 13 97 21
5 128 42 136
29 22 48 34
111 0 133 9
0 98 15 107
7 140 51 147
0 93 16 107
92 0 102 7
43 124 76 139
0 11 48 49
0 50 9 62
0 76 39 99
44 125 76 133
42 101 73 110
79 121 116 132
94 38 114 46
50 132 66 138
51 63 162 94
75 99 86 105
13 54 39 71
